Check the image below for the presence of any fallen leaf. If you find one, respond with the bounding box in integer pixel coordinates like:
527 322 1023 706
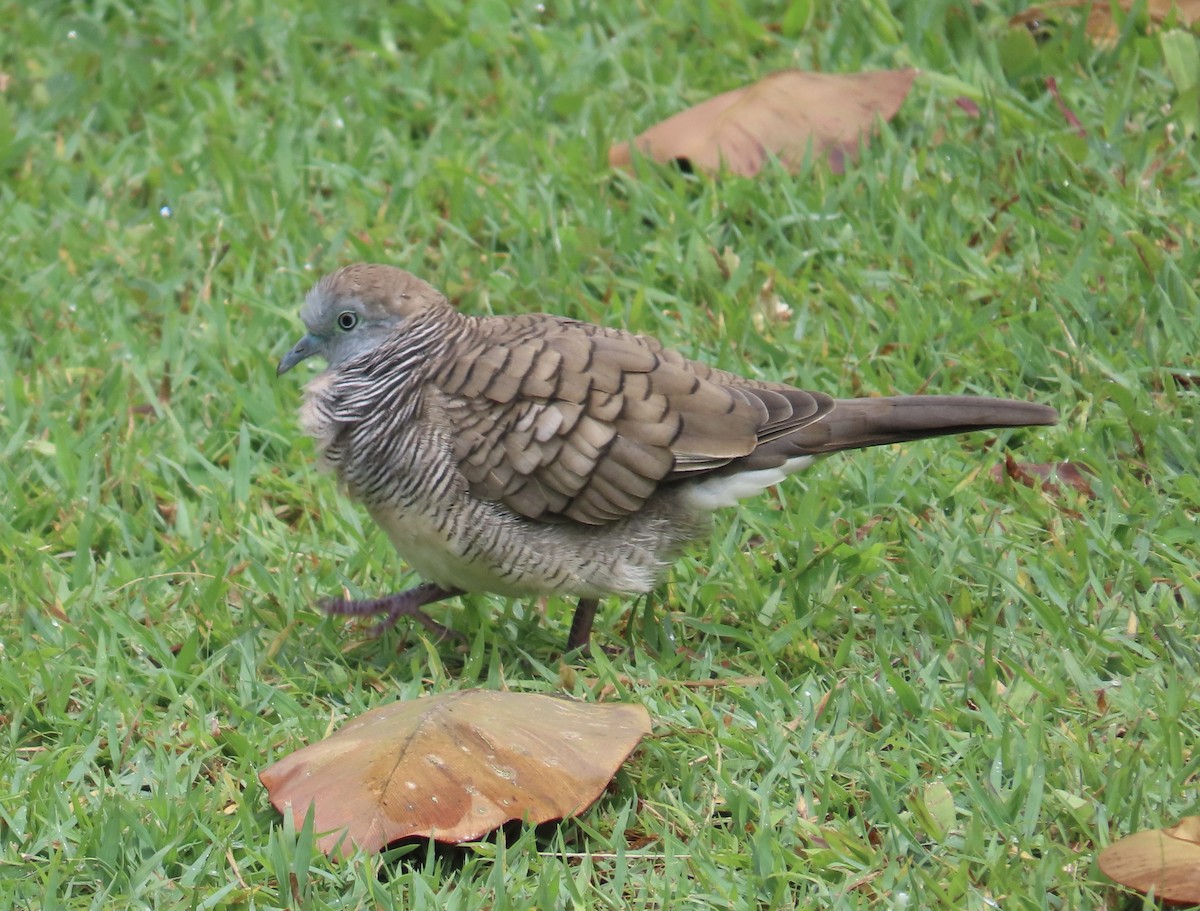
1168 0 1200 22
854 514 885 542
990 454 1097 499
609 69 917 177
260 690 651 856
954 96 982 118
1099 817 1200 903
795 792 821 824
1012 0 1200 43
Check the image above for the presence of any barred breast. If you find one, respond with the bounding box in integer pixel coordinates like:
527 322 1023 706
302 367 707 599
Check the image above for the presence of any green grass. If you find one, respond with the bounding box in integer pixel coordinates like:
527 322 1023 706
2 0 1198 908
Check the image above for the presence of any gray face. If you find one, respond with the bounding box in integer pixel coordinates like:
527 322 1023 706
277 286 400 375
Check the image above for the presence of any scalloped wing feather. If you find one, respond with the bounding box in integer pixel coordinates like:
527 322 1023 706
435 317 831 525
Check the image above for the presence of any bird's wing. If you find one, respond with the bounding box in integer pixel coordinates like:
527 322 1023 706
434 316 831 525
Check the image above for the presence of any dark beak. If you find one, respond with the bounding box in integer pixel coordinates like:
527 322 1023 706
277 333 322 376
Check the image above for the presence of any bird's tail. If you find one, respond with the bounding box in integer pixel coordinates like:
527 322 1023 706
791 396 1058 455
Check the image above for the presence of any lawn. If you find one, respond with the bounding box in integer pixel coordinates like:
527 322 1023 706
2 1 1198 908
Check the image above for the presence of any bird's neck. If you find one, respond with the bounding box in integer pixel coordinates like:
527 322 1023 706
354 306 465 375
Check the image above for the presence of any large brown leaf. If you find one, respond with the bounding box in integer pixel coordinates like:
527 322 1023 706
1098 816 1200 903
609 69 918 177
260 690 652 855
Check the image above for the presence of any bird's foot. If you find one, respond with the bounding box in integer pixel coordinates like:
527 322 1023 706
321 582 464 640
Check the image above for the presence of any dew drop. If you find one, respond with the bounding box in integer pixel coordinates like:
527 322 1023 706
159 205 172 218
67 30 77 39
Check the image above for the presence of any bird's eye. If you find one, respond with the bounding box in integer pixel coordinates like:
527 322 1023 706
336 311 358 331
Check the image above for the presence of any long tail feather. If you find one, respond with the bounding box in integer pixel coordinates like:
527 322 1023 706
793 396 1058 454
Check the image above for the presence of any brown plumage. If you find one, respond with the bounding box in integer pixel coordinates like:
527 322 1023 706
278 263 1058 652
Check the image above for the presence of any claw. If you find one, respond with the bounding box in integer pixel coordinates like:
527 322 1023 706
320 582 465 641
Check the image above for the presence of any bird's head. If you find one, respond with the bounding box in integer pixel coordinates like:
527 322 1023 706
277 263 449 375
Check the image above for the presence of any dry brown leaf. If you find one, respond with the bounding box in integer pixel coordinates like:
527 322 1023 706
1013 0 1200 42
990 454 1097 499
954 96 983 118
1099 817 1200 903
1169 0 1200 22
609 69 918 177
260 690 652 855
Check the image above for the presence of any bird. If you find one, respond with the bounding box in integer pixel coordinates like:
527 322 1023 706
278 263 1057 654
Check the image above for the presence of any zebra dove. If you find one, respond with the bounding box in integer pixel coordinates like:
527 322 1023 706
278 263 1057 653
